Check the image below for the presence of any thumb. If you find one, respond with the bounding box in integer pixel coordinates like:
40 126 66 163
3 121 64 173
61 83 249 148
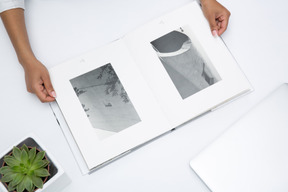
207 15 219 36
42 74 56 98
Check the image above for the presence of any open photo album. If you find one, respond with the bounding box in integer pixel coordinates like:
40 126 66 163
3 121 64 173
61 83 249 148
49 2 252 172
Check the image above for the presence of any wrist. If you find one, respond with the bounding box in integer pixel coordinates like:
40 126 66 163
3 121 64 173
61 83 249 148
19 54 39 70
200 0 216 6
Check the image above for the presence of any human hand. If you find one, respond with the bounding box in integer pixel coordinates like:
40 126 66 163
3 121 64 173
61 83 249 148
1 9 56 103
200 0 231 36
22 59 56 103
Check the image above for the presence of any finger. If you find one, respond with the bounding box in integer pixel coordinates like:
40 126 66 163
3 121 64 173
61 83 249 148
218 18 229 36
217 20 221 29
207 14 219 36
37 92 55 103
42 73 56 98
217 10 230 35
34 84 55 103
217 15 225 22
42 86 48 95
41 85 56 102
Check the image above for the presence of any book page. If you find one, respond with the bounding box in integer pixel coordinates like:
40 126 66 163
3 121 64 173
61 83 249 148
124 2 251 127
49 40 171 170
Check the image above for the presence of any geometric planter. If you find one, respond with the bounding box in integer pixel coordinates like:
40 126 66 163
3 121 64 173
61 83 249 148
0 134 70 192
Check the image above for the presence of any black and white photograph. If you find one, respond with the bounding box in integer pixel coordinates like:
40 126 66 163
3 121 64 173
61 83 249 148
70 63 141 136
151 26 221 99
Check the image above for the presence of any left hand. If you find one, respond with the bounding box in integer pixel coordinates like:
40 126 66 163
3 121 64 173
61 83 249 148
22 58 56 103
200 0 231 36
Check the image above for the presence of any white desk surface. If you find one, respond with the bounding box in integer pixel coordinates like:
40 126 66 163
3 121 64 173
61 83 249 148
0 0 287 191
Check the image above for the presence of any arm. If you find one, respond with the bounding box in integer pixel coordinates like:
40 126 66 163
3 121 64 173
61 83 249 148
200 0 231 36
0 8 56 102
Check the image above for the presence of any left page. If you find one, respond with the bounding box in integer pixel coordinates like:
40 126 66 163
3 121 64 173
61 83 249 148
49 40 171 170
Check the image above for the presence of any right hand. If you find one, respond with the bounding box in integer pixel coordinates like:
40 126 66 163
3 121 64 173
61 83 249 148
200 0 231 36
22 58 56 103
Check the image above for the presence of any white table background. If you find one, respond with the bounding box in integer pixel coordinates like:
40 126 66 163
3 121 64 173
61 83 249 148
0 0 287 191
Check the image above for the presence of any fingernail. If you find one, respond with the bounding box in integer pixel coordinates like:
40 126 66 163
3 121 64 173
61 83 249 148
212 30 218 37
51 91 57 98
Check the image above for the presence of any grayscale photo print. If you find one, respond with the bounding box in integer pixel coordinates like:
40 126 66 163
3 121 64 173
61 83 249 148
70 63 141 134
151 26 221 99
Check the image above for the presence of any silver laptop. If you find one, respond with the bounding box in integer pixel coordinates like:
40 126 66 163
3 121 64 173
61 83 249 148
190 83 288 192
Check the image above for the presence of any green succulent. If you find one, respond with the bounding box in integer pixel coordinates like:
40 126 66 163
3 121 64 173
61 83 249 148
0 144 50 192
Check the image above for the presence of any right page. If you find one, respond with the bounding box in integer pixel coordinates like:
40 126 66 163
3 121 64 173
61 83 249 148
124 2 252 127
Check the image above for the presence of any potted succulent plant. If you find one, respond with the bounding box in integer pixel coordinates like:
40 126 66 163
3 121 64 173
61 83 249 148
0 136 70 192
0 144 50 192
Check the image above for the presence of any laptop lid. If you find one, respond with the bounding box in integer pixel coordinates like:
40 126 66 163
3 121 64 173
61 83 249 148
190 83 288 192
